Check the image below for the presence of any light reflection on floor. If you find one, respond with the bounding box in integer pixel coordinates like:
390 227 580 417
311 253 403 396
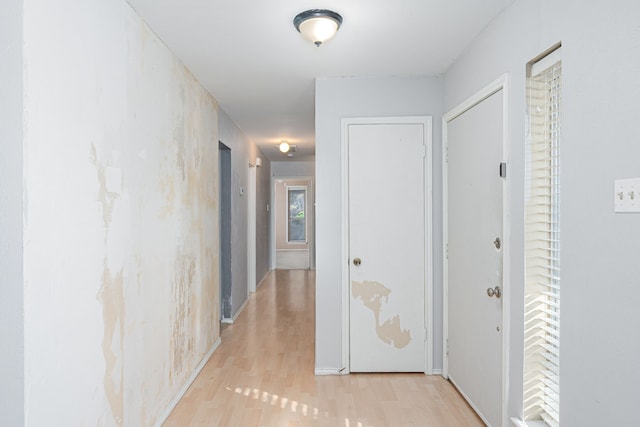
227 386 373 427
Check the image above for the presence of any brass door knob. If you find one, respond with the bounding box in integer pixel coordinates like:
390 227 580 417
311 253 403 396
353 257 362 266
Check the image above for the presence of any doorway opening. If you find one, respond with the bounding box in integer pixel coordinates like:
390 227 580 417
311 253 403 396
219 142 232 320
273 177 314 270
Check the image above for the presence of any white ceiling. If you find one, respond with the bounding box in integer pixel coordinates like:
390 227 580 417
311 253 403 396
126 0 514 161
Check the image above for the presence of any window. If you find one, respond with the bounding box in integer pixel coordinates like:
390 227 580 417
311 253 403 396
287 186 306 243
523 47 562 427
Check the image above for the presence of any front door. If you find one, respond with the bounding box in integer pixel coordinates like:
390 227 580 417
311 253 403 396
445 88 505 426
346 117 430 372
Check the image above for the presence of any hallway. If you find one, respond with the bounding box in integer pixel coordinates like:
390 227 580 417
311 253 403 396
165 270 483 426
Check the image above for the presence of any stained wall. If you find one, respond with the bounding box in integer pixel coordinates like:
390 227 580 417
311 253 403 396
23 0 220 425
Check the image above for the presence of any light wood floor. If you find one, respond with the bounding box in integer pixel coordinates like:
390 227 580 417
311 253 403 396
164 270 483 427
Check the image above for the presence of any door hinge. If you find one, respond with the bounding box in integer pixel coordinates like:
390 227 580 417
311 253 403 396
445 243 448 260
446 338 449 356
499 162 507 178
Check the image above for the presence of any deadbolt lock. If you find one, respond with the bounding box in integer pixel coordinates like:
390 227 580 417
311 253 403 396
493 237 501 249
353 257 362 266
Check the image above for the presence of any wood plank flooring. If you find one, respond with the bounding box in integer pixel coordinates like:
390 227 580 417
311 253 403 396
164 270 483 426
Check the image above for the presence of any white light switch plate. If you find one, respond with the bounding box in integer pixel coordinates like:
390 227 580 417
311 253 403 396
614 178 640 213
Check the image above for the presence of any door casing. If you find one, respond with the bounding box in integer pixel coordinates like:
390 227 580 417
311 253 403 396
442 74 511 426
247 163 257 293
270 176 314 270
341 116 433 375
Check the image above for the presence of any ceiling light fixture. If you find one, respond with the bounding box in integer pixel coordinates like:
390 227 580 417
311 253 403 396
279 141 290 153
293 9 343 47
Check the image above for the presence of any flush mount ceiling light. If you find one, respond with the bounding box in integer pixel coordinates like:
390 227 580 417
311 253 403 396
277 141 297 156
293 9 343 47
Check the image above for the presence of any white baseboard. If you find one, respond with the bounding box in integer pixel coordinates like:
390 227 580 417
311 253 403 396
431 369 443 375
511 419 546 427
449 377 491 427
256 271 271 289
152 337 221 427
314 368 346 376
232 297 249 322
233 298 249 321
221 297 249 324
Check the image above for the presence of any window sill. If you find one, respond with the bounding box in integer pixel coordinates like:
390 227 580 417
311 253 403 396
511 418 548 427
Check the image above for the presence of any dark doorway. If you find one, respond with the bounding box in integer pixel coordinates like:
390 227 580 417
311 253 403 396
219 142 232 319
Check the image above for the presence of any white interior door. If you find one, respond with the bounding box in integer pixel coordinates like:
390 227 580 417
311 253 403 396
347 117 430 372
445 89 504 426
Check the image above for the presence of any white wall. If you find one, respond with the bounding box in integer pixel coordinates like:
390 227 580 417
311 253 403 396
271 161 315 178
22 1 220 425
315 76 444 371
218 109 271 318
444 0 640 423
0 0 24 425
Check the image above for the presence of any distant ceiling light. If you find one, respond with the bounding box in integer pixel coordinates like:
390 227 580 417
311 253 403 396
279 141 290 153
293 9 343 47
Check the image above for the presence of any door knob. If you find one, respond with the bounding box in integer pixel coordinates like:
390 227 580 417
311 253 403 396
353 257 362 266
486 286 502 298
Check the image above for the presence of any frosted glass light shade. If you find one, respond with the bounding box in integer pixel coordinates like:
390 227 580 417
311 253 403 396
294 10 342 47
279 142 290 153
299 17 338 45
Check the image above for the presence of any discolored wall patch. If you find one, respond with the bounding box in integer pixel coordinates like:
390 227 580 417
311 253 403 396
98 263 125 426
170 251 196 381
90 144 120 228
351 280 412 349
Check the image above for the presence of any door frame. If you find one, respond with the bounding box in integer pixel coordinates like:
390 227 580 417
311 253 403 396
247 163 257 293
218 142 232 320
442 74 510 426
270 176 315 270
340 116 433 375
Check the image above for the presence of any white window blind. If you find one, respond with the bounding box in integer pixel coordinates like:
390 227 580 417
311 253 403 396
523 50 562 427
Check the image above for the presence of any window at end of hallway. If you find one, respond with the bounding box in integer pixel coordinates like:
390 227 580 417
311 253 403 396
287 187 307 243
